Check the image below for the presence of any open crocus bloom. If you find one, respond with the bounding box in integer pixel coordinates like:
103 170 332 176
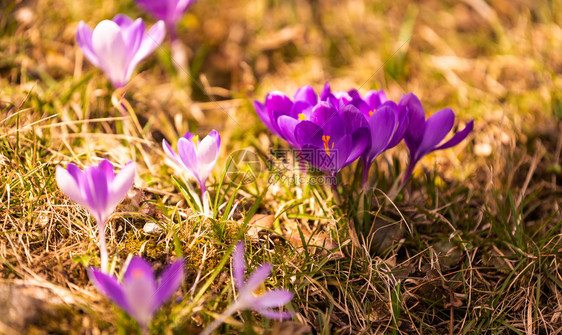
232 241 294 319
56 159 135 272
294 102 369 175
135 0 197 34
402 93 474 184
56 160 136 226
76 14 166 88
88 257 184 330
253 85 320 148
163 130 221 214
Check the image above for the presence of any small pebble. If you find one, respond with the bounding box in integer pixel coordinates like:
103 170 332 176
143 222 164 235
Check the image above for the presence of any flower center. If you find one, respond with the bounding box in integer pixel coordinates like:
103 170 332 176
132 269 144 278
192 135 199 150
322 135 334 156
298 113 306 121
369 108 376 117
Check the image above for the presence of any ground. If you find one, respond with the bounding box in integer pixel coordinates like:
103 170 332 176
1 0 562 334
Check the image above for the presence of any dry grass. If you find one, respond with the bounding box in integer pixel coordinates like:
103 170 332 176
1 0 562 334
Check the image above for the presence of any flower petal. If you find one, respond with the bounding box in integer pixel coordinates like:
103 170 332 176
108 161 135 210
417 108 455 157
434 119 474 151
256 309 294 320
56 165 88 208
76 21 100 68
91 20 130 88
88 267 132 314
293 85 317 106
253 290 294 309
112 14 134 28
128 20 166 80
363 105 396 164
154 259 184 307
196 131 220 185
276 115 299 147
98 159 115 183
163 138 182 167
177 137 199 180
232 241 246 290
124 257 157 288
242 264 272 295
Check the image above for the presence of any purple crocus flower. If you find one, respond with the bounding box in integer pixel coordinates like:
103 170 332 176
201 241 293 335
401 93 474 184
76 14 166 88
163 130 221 214
56 160 135 272
88 257 184 331
135 0 197 40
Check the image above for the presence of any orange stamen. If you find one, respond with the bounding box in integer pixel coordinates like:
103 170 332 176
322 135 334 156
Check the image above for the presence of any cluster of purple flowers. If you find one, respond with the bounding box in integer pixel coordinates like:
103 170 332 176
64 0 475 331
254 83 474 187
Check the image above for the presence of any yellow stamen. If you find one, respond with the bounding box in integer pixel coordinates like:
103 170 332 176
322 135 334 156
192 135 199 149
298 113 306 121
369 108 376 117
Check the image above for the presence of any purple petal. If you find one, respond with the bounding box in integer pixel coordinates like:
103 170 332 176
88 267 132 314
124 257 157 288
256 309 294 320
293 85 317 105
112 14 134 28
98 159 115 183
364 90 388 110
363 105 396 164
314 134 351 173
434 119 474 151
83 165 110 223
76 21 100 68
253 290 294 309
196 131 220 185
121 18 145 57
177 137 200 180
182 131 197 142
294 121 323 147
266 92 294 131
254 100 281 137
107 161 135 210
232 241 246 290
91 20 130 88
154 260 184 307
386 101 408 149
242 264 272 294
163 138 183 167
276 115 299 147
417 108 455 157
135 0 168 21
340 104 368 134
402 93 426 146
56 165 88 208
319 82 332 101
127 20 166 81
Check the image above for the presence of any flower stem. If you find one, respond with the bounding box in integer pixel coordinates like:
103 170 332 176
201 183 210 216
98 222 108 273
362 161 370 191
